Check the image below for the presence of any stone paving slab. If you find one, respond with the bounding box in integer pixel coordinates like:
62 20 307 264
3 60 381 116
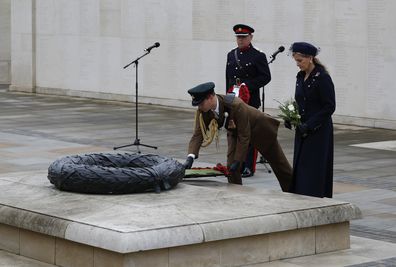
351 140 396 152
251 236 396 267
346 257 396 267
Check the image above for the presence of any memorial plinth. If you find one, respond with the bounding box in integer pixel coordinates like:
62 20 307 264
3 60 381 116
0 171 361 267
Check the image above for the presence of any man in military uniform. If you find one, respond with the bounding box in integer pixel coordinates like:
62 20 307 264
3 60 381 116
183 82 293 192
226 24 272 177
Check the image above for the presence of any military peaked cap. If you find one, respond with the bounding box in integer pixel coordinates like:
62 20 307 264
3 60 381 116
233 24 254 36
188 82 215 106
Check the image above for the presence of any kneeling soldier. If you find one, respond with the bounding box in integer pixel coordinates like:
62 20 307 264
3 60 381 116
183 82 293 192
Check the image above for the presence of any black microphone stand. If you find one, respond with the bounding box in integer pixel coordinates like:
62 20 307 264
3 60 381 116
267 54 278 64
113 50 158 152
257 51 282 172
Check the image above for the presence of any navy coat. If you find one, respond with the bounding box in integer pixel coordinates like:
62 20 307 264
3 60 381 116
293 65 336 198
226 45 271 108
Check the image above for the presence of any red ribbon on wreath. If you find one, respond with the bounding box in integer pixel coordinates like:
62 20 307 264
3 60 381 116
190 163 230 176
213 163 230 176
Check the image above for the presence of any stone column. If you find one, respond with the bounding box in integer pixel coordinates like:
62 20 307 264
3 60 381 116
9 0 36 92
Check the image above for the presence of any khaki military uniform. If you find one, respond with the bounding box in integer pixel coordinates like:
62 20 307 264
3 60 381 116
188 94 293 191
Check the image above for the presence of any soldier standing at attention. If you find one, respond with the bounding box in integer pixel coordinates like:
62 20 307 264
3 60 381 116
182 82 293 192
226 24 271 178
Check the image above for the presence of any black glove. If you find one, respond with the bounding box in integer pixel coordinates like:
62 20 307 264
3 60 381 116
229 161 240 173
183 156 194 169
297 123 309 138
284 120 292 130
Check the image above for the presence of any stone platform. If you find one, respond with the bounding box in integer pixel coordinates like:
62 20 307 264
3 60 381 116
0 170 361 267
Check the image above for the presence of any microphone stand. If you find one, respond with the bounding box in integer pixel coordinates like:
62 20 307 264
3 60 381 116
257 52 281 171
113 50 158 152
267 54 277 64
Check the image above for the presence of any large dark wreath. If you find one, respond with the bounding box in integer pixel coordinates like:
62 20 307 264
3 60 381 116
48 153 185 194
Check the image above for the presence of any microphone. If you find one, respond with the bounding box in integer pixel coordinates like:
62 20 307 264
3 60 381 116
270 46 285 59
144 42 160 52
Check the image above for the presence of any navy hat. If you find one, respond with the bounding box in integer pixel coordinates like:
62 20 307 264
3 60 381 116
290 42 319 56
233 24 254 36
188 82 215 106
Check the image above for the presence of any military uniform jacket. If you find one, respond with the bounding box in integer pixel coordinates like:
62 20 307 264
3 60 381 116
188 94 279 162
226 45 271 108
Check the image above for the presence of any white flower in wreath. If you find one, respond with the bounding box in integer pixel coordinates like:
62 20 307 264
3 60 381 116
287 104 295 111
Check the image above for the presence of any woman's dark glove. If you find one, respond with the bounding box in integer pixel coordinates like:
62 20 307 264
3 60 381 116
284 120 292 130
229 161 240 173
297 123 309 138
183 156 194 169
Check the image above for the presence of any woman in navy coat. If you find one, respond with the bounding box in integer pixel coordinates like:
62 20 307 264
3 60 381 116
289 42 336 198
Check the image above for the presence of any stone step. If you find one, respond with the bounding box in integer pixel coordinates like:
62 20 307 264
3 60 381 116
0 170 361 267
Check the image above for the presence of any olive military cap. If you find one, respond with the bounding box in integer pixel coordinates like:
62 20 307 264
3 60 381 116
188 82 215 106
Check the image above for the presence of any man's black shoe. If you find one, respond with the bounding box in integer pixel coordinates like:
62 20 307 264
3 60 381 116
241 167 254 178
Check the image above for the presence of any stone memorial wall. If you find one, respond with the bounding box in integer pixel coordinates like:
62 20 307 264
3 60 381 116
8 0 396 128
